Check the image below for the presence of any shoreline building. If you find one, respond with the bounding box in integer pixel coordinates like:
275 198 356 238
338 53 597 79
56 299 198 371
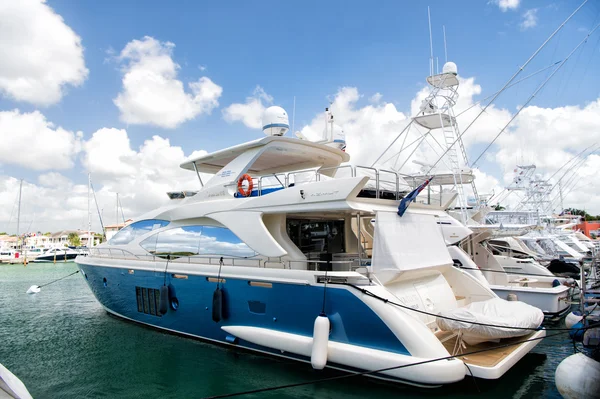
575 221 600 239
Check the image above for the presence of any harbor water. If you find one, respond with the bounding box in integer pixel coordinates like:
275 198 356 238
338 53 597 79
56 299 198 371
1 262 574 398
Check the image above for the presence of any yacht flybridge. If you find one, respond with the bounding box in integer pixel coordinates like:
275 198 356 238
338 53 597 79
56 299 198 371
77 101 545 387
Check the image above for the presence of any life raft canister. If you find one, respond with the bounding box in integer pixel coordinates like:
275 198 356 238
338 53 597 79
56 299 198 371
237 174 253 197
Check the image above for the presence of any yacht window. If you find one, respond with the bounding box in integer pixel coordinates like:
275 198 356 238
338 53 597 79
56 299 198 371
109 219 170 245
140 225 256 258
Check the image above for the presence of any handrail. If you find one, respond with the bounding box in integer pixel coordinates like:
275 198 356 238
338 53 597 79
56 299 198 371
88 248 361 271
224 164 415 200
89 248 263 266
379 169 400 200
257 173 286 196
355 166 380 198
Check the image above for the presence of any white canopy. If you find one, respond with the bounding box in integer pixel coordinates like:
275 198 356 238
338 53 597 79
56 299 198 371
372 211 453 284
180 136 349 176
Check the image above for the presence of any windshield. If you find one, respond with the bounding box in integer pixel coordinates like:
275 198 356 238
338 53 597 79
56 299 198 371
538 239 557 255
109 219 170 245
522 239 546 255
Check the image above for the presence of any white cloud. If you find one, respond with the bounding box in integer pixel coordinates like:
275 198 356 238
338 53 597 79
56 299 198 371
493 100 600 172
0 174 91 234
0 0 88 106
38 172 73 188
0 109 82 170
113 36 223 129
83 128 207 213
299 87 408 167
1 128 210 234
491 0 520 12
82 128 138 178
370 93 383 104
222 86 274 129
520 9 538 30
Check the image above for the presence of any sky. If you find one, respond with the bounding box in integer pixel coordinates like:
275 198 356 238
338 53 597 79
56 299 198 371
1 0 600 234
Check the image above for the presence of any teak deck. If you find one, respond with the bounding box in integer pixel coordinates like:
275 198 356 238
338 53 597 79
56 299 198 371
436 331 534 367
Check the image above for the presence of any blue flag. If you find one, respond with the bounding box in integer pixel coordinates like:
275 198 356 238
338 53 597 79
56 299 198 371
397 176 434 217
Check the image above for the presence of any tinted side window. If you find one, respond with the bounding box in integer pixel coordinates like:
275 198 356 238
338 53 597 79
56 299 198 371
140 225 256 258
109 219 170 245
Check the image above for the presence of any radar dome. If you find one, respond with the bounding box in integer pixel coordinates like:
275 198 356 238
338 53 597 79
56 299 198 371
262 106 289 136
442 62 458 75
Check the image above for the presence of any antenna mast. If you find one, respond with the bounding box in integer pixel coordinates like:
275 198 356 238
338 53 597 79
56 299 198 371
88 173 92 247
292 96 296 134
428 7 434 76
16 179 23 249
443 25 448 63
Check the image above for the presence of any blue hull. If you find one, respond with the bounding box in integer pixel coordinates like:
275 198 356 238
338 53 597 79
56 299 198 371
77 262 419 382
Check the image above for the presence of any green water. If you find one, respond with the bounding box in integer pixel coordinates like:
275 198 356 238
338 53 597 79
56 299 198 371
0 263 573 398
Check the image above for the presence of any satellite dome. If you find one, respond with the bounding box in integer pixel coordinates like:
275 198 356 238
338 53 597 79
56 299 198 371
262 106 289 136
442 62 458 75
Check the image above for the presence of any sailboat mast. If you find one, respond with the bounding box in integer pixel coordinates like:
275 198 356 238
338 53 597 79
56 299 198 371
116 193 119 229
16 179 23 249
88 173 92 247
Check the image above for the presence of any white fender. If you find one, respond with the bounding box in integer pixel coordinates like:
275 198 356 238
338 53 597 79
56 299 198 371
555 353 600 399
26 285 40 294
565 312 583 329
311 315 330 370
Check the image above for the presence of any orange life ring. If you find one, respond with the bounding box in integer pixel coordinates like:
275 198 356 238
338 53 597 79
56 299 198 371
237 174 253 197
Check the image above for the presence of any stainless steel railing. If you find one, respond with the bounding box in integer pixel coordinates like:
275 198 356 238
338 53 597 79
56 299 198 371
242 165 413 199
87 248 361 271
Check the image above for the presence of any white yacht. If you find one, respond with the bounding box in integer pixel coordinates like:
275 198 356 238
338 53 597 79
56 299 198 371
33 247 81 262
75 104 545 387
458 226 572 318
487 237 555 275
0 248 18 262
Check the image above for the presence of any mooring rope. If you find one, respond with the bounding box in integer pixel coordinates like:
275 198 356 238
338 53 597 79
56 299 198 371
338 282 598 332
38 270 79 288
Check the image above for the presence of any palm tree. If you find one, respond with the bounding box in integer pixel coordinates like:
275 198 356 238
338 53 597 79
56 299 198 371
67 232 81 247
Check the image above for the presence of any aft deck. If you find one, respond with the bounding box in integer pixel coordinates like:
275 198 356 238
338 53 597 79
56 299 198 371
437 330 539 368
